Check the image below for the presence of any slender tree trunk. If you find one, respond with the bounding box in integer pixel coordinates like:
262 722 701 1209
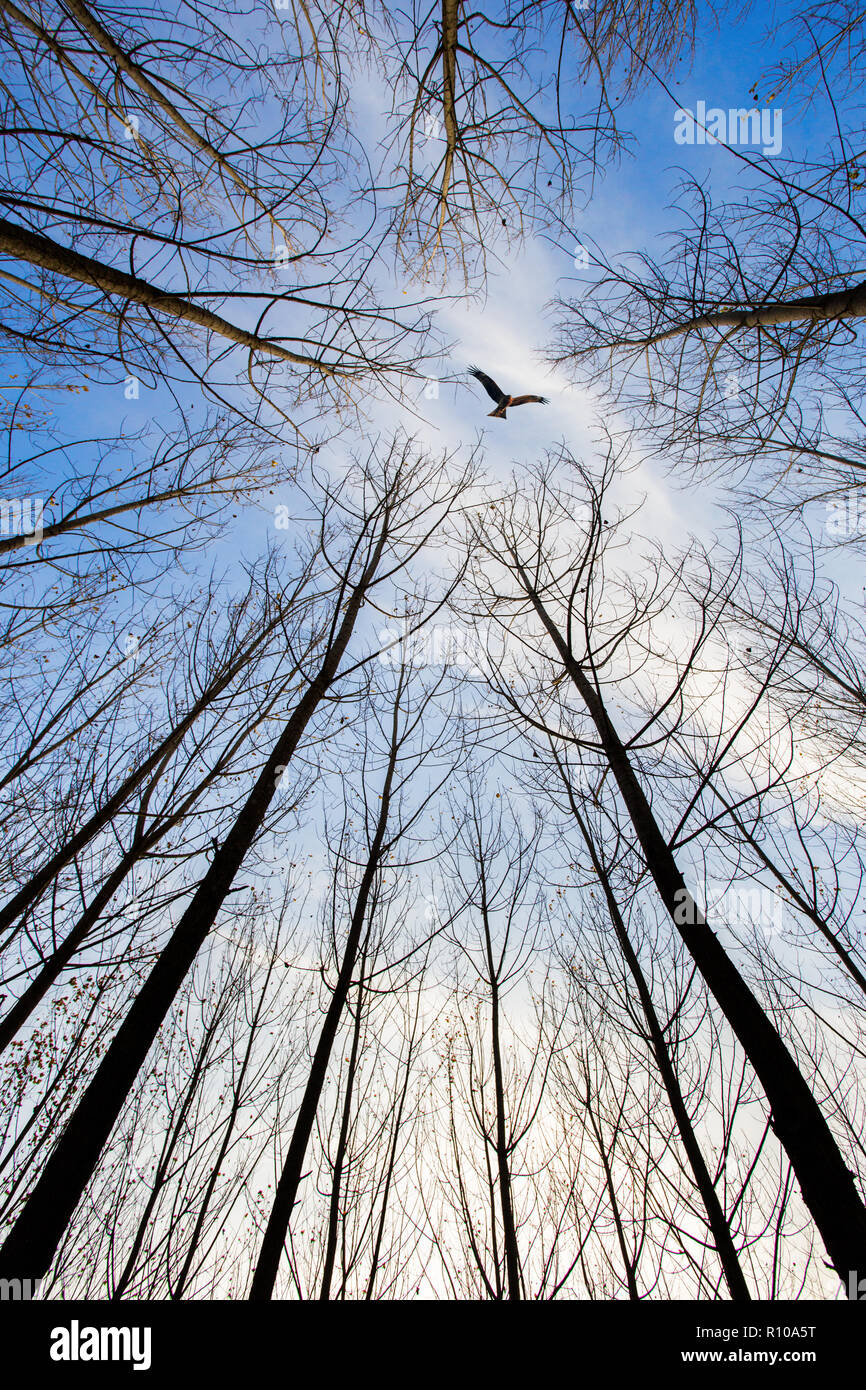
319 965 367 1300
568 793 751 1299
111 1001 226 1299
249 704 400 1300
488 977 521 1299
363 997 419 1301
478 864 521 1300
171 955 277 1300
438 0 460 214
584 1082 640 1299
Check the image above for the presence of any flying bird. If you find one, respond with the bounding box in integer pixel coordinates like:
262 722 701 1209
468 366 549 420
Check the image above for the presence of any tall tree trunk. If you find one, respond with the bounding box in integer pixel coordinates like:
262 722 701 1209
478 868 521 1299
584 1078 640 1299
319 964 367 1300
488 975 521 1299
171 953 277 1300
363 994 419 1301
249 699 400 1300
567 791 751 1299
111 999 226 1299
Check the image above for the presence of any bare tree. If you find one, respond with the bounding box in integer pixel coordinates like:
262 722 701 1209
250 650 461 1298
0 438 473 1283
552 6 866 529
461 450 866 1285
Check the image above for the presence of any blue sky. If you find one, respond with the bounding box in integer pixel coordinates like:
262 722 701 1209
8 0 856 632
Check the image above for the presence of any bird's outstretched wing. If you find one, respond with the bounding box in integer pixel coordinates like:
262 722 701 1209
509 394 549 408
468 366 507 405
